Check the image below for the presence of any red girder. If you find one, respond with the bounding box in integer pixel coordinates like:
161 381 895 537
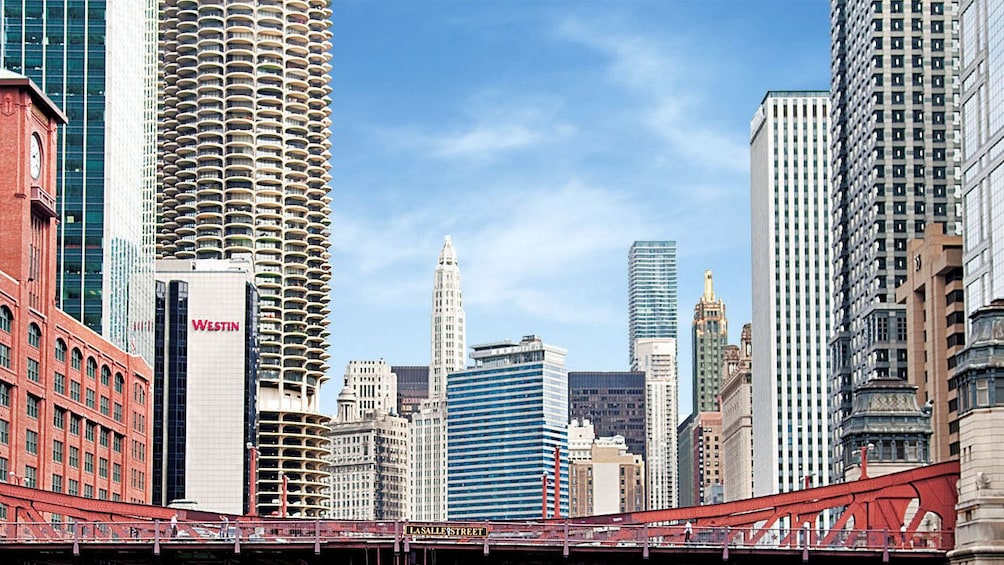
572 461 958 549
0 482 218 524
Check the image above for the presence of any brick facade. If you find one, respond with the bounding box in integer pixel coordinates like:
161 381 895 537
0 73 152 507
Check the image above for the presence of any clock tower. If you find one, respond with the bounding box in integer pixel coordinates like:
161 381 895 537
0 70 67 310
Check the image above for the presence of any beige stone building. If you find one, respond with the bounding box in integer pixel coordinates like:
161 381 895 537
568 420 645 517
721 324 754 501
895 224 964 462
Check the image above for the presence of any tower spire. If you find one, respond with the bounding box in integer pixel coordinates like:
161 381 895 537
703 270 715 301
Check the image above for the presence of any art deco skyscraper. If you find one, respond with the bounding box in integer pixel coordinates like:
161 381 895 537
157 0 334 518
692 270 728 414
751 92 832 494
830 0 961 480
628 241 677 369
0 0 157 362
411 236 466 521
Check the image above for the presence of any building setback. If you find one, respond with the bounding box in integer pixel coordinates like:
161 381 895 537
750 91 832 494
0 0 157 362
153 258 258 515
447 336 568 521
568 420 644 517
567 371 646 459
721 324 754 502
896 224 964 462
829 0 961 481
156 0 335 517
0 73 152 504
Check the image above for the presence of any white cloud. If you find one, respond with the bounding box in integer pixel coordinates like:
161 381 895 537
556 17 748 173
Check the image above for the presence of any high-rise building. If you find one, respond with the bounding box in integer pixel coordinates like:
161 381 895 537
721 324 754 502
829 0 961 481
152 258 258 515
392 365 428 420
567 420 645 517
328 372 409 520
0 72 153 503
157 0 334 518
567 371 646 458
896 224 964 462
750 91 832 494
446 335 568 521
411 236 466 521
628 241 677 369
692 270 728 414
635 337 678 510
677 409 723 507
676 414 696 507
0 0 157 362
960 0 1003 318
343 360 397 415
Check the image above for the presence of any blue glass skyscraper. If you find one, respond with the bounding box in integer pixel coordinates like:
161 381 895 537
447 335 568 521
628 241 678 369
0 0 157 362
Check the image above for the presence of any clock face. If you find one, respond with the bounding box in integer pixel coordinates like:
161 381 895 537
29 134 42 180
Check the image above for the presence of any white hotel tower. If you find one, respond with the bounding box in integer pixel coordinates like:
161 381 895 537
750 91 831 495
410 236 466 520
156 0 334 517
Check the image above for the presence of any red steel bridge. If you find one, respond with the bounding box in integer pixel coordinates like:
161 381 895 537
0 461 958 564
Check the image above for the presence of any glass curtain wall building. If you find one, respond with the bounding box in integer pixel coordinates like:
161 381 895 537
0 0 157 363
750 92 832 495
157 1 334 517
628 241 678 370
447 336 568 521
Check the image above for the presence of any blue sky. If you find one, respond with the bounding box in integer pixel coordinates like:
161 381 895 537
323 0 831 418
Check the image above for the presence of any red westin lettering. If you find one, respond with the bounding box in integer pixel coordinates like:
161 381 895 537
191 320 240 331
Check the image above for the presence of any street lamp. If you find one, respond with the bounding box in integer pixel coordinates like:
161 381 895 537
246 442 258 517
8 472 21 486
852 443 876 480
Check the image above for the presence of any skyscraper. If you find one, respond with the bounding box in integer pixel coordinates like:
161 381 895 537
692 270 728 414
829 0 961 481
628 241 677 369
960 0 1004 317
750 91 832 494
153 258 258 515
721 324 754 502
157 0 335 518
0 0 157 362
635 337 678 510
411 236 466 521
567 371 646 458
446 335 568 521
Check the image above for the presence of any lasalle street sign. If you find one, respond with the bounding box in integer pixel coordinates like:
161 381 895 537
403 524 490 538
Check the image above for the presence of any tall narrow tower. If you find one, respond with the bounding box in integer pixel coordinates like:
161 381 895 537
0 0 158 362
829 0 961 481
411 236 466 521
628 241 678 370
157 0 335 518
751 91 832 494
692 270 728 414
430 235 466 400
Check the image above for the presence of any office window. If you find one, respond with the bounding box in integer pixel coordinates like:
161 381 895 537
27 358 39 382
69 446 79 468
54 372 66 394
27 395 39 418
26 430 38 454
55 339 66 362
70 416 80 436
70 381 81 402
0 343 9 369
86 358 97 379
71 349 82 370
53 407 65 429
53 440 64 462
0 307 10 333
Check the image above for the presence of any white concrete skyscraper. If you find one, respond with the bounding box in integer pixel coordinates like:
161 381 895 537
157 0 334 517
628 241 678 370
430 236 466 399
635 337 678 510
750 91 832 495
410 236 466 520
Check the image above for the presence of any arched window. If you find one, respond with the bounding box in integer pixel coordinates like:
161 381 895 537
0 306 11 333
101 366 111 386
86 357 97 379
27 323 41 348
55 339 67 362
114 373 124 394
71 348 82 371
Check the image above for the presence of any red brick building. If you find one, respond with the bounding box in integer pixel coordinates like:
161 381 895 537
0 72 152 508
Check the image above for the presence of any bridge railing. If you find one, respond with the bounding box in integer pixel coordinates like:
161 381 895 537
0 520 954 553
